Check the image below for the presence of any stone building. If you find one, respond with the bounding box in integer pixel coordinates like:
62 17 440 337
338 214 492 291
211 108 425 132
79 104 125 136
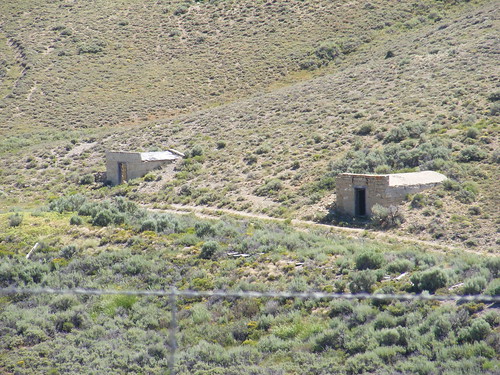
105 150 183 186
336 171 447 217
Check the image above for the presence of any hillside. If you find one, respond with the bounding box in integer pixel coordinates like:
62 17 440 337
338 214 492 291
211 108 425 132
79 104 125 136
0 1 499 373
1 0 498 251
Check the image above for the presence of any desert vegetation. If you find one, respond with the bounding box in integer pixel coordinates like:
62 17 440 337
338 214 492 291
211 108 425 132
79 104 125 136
0 198 499 374
0 0 498 373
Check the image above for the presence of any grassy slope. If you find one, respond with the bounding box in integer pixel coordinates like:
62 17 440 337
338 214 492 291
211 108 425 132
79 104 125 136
0 0 498 251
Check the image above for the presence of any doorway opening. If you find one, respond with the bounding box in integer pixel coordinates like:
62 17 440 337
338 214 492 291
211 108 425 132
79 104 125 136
118 162 127 184
355 188 366 216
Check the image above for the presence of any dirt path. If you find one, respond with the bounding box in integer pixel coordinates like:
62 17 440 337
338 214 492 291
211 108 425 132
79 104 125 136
146 203 486 255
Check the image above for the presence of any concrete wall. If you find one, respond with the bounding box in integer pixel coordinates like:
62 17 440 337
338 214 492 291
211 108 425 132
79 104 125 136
336 173 444 217
106 152 173 185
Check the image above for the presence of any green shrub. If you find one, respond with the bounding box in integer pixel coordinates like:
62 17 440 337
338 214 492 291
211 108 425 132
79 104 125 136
485 258 500 278
8 213 23 227
79 174 94 185
349 270 377 293
371 204 404 228
92 209 113 227
374 312 397 330
329 300 355 318
433 315 452 339
143 173 156 182
459 319 491 343
257 335 289 353
199 241 220 259
465 127 480 139
314 41 341 62
312 328 345 352
355 251 384 270
458 146 487 162
140 219 158 232
386 259 413 273
60 245 78 259
356 123 373 135
484 279 500 296
377 328 400 346
254 179 283 196
49 194 87 213
69 215 83 225
411 268 448 293
195 222 216 237
411 193 426 208
345 351 383 374
384 126 409 143
462 277 487 295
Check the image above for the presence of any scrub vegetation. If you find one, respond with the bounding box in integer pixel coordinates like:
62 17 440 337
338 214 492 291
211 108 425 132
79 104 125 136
0 0 499 373
0 198 499 374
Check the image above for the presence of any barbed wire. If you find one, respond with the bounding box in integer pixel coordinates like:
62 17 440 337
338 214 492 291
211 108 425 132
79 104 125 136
1 286 498 375
1 286 499 302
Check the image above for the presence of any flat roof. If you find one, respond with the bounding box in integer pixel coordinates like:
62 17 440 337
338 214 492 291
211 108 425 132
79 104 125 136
339 171 447 187
388 171 447 186
139 151 180 162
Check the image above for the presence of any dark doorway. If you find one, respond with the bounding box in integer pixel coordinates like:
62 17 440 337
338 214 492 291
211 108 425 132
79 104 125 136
118 162 127 184
355 188 366 216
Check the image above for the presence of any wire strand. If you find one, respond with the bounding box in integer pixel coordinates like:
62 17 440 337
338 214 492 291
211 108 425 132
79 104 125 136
0 286 498 302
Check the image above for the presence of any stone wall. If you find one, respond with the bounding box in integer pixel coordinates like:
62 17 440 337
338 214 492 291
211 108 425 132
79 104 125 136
336 173 445 217
336 174 389 216
106 152 173 185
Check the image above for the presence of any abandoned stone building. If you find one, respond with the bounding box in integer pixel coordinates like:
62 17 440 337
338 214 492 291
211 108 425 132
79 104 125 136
336 171 447 217
105 150 183 186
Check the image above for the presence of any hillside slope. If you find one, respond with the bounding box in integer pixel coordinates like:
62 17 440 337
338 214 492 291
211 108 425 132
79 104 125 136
0 0 498 251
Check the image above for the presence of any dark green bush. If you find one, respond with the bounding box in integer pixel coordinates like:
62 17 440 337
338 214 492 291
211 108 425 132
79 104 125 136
458 146 487 162
356 123 373 135
355 251 384 270
314 41 341 62
60 245 78 259
411 268 448 293
459 319 491 343
199 241 220 259
92 209 113 227
254 179 283 196
312 328 345 352
140 219 157 232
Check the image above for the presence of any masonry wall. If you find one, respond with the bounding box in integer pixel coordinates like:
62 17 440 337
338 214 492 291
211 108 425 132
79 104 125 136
336 174 444 217
106 152 172 185
336 174 390 216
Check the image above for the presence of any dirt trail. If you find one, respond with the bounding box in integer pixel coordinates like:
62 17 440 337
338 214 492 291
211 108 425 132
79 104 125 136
147 204 489 256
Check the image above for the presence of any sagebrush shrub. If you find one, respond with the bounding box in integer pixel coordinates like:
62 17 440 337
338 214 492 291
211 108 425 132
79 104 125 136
355 251 384 270
199 241 220 259
411 268 448 293
8 213 23 227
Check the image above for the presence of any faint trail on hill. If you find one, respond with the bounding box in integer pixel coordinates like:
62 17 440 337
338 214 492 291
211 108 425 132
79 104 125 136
146 204 487 256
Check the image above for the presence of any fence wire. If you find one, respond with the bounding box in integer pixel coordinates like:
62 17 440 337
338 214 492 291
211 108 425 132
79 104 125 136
1 286 499 302
1 286 498 375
